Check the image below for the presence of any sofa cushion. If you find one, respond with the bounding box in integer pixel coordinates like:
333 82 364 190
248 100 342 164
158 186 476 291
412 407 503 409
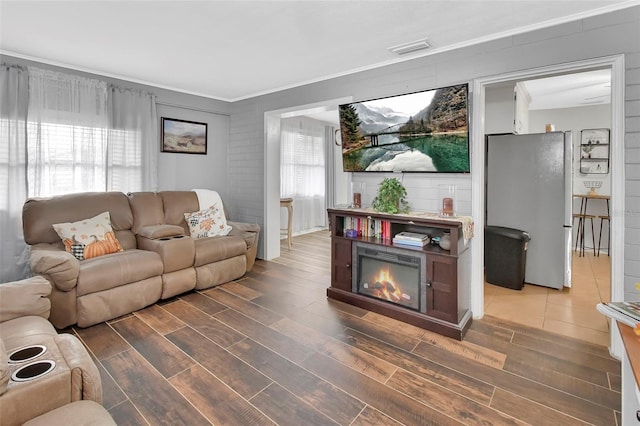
159 191 200 235
23 192 135 248
127 192 166 234
53 212 124 260
184 206 232 239
23 400 116 426
76 249 163 296
193 235 247 266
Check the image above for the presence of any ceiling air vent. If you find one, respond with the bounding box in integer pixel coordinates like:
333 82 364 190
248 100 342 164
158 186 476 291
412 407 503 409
387 39 431 55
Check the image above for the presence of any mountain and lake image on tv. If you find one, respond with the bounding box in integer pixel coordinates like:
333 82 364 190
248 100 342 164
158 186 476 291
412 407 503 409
339 84 469 173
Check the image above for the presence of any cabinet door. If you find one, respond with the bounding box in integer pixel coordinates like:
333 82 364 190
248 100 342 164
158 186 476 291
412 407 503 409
331 238 352 291
426 254 458 323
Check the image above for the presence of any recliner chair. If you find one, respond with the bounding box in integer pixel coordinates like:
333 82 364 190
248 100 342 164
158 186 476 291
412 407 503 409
0 276 113 425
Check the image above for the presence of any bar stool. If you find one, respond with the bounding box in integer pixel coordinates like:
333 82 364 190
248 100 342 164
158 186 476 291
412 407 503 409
280 198 293 249
573 213 596 257
597 215 610 256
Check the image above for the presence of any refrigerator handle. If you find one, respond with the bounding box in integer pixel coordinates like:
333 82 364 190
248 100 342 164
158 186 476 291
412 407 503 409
564 131 573 226
563 131 573 287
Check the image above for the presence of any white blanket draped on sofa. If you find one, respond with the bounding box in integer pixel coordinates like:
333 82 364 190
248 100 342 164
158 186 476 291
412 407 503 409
192 188 232 236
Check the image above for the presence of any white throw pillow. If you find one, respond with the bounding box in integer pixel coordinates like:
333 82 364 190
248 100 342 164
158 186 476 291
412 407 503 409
184 205 232 239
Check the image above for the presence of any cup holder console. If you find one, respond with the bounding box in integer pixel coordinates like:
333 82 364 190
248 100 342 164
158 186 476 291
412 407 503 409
8 345 47 364
11 360 56 382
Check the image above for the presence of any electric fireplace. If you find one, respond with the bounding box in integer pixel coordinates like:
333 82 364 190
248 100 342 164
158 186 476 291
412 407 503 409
352 242 427 313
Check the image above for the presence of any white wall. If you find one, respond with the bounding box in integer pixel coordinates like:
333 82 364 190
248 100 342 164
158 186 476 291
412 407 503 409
157 104 230 197
334 147 349 207
485 84 516 134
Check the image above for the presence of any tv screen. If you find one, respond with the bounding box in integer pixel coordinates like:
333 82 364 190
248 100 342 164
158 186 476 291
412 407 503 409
339 83 469 173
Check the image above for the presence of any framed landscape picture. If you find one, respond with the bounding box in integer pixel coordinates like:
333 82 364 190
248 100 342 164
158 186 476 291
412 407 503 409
161 117 207 154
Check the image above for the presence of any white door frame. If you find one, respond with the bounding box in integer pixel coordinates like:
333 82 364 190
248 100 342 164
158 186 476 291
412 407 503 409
470 55 625 357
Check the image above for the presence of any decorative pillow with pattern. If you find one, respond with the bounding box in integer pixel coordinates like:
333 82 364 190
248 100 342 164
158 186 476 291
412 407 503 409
52 212 124 260
184 205 232 239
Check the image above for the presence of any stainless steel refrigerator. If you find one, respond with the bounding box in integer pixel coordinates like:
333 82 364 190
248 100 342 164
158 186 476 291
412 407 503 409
486 132 572 290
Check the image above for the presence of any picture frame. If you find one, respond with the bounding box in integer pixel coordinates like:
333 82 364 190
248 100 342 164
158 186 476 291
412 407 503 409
161 117 207 154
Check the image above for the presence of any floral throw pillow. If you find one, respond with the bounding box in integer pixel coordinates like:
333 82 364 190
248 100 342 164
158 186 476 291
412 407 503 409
184 205 232 239
52 212 124 260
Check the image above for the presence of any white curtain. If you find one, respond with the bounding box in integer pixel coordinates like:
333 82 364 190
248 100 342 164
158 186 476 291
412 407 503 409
108 86 158 191
27 67 110 196
280 120 326 234
26 68 158 197
0 64 30 281
0 65 158 280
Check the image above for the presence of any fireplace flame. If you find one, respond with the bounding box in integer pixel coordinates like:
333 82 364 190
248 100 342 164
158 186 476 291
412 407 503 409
373 267 403 303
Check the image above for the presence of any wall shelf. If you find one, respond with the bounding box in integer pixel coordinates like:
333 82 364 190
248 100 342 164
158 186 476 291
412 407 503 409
580 128 609 174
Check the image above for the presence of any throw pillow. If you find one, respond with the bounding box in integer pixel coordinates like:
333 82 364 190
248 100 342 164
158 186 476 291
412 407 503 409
184 205 232 239
52 212 124 260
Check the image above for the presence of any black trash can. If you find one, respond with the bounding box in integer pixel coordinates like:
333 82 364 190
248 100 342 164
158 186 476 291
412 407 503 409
485 226 531 290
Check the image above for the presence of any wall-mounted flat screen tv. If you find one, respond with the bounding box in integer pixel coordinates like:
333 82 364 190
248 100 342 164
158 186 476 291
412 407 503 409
339 83 469 173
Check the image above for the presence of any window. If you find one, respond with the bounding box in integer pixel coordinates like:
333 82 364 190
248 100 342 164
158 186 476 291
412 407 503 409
24 66 156 197
280 125 325 198
280 120 327 233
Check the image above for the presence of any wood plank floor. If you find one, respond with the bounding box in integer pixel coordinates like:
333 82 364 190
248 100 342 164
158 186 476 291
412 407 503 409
72 231 621 425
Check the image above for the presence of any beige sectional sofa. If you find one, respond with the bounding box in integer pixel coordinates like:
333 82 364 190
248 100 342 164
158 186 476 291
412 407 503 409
22 191 260 329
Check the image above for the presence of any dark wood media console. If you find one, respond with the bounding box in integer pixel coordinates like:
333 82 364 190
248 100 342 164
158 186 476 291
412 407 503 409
327 207 472 340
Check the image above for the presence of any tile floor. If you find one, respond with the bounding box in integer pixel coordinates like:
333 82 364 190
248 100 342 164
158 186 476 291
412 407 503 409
484 251 611 346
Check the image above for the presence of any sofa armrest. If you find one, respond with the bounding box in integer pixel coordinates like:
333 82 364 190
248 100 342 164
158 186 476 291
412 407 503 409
228 221 260 272
228 221 260 250
228 221 260 235
0 276 52 323
137 224 185 240
55 334 103 404
0 338 8 396
29 244 80 292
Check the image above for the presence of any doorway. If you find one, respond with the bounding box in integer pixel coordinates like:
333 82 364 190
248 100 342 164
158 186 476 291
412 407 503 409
264 97 351 260
471 55 625 355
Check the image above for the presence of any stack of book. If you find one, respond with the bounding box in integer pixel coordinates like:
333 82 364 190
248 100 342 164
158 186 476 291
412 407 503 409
392 231 430 247
343 216 392 240
596 301 640 328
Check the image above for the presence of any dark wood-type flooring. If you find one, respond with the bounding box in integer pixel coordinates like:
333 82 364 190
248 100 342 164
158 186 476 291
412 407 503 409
71 231 621 425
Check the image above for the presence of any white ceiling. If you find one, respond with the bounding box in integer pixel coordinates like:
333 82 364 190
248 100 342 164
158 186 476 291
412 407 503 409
0 1 634 102
523 69 611 110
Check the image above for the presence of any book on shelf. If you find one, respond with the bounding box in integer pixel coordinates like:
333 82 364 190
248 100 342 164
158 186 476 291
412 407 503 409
393 231 429 242
596 302 640 328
